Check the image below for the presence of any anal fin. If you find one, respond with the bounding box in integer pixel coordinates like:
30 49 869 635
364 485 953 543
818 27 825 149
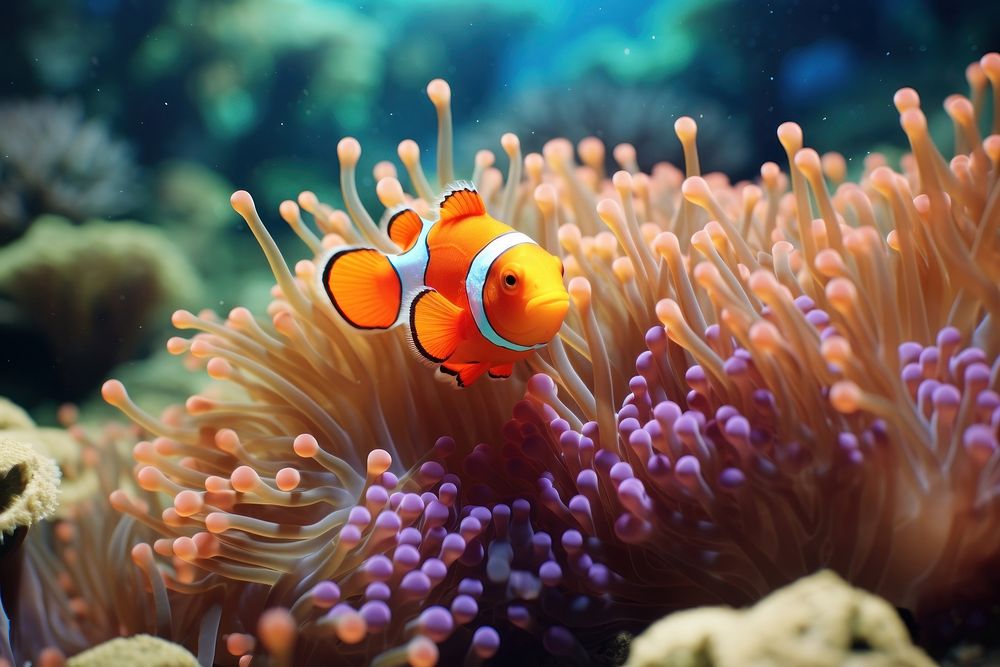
410 288 464 363
488 363 514 380
441 362 489 387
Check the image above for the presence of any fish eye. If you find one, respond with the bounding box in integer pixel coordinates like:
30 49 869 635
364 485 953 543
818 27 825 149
503 272 517 287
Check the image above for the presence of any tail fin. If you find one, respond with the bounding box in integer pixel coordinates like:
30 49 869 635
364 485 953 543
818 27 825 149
322 247 401 329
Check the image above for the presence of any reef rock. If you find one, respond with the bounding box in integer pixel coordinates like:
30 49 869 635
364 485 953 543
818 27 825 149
625 570 935 667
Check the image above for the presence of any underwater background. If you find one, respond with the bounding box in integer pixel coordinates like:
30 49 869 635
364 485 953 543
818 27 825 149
1 0 1000 666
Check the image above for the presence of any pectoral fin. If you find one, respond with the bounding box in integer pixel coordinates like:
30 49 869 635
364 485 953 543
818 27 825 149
410 288 464 363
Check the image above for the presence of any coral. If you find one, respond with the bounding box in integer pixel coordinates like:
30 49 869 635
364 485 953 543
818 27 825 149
624 570 935 667
2 429 96 516
10 415 152 663
0 215 200 403
0 439 60 537
0 404 100 517
0 100 139 244
65 634 198 667
0 398 34 431
17 52 1000 666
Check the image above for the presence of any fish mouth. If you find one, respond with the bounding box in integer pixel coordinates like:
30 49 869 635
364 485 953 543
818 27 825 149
526 291 570 311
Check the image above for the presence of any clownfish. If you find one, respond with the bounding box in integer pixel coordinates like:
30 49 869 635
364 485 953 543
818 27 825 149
320 182 569 386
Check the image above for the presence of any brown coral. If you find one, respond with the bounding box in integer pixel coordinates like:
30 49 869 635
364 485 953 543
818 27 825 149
0 216 200 402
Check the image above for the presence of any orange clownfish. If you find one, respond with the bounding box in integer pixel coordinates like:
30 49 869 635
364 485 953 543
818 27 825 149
321 182 569 386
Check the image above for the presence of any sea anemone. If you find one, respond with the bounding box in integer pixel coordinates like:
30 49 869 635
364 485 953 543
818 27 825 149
477 53 1000 628
19 53 1000 665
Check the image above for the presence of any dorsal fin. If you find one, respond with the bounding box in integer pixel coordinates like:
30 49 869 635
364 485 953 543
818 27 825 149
438 181 486 224
384 207 423 251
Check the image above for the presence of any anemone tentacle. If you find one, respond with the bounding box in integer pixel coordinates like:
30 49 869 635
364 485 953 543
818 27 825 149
14 55 1000 666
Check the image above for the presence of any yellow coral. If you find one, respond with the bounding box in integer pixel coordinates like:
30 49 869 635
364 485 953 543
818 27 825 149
0 427 98 515
0 397 34 431
0 397 106 518
0 438 60 537
625 571 936 667
65 634 198 667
